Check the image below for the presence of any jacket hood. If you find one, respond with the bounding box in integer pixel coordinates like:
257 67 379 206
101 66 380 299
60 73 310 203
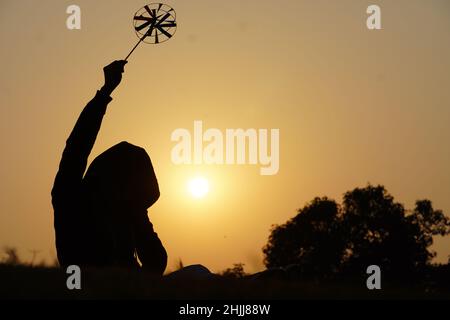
83 141 160 209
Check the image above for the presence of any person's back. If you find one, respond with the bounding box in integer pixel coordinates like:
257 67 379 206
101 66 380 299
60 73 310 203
52 61 167 274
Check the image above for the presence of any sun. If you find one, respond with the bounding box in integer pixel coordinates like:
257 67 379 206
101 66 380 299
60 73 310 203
188 177 209 198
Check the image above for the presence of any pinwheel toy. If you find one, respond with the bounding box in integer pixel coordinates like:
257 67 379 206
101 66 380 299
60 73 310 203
125 3 177 61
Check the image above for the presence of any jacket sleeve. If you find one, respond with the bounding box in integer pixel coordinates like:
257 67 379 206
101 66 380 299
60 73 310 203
52 90 112 208
51 90 112 265
134 213 168 275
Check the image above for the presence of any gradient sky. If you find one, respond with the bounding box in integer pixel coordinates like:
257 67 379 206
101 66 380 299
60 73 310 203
0 0 449 272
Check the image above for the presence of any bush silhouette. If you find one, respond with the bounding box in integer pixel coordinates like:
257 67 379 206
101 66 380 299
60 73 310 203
221 263 247 278
1 247 21 266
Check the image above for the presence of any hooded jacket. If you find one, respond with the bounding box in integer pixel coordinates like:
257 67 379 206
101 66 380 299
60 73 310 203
51 90 167 274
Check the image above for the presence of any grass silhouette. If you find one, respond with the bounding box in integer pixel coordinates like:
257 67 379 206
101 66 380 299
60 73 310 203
1 262 449 300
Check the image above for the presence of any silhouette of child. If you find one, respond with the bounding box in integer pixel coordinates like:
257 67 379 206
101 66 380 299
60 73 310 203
52 61 167 274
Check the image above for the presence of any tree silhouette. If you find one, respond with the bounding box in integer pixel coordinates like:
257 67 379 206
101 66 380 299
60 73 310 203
263 197 344 276
341 186 423 275
263 185 450 278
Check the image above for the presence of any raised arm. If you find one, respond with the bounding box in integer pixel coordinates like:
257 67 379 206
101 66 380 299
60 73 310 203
52 61 127 206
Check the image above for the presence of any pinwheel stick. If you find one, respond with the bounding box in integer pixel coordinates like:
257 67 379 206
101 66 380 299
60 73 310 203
125 29 150 61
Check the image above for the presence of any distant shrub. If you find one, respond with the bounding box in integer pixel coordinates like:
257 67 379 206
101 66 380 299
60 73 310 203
2 247 21 265
221 263 247 278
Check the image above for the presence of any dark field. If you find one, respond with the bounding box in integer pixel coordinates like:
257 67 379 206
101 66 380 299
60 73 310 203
1 264 449 300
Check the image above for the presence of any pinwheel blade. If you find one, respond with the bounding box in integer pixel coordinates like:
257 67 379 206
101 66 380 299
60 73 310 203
135 21 151 32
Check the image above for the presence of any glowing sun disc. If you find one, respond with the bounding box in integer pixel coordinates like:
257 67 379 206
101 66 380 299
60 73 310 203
188 177 209 198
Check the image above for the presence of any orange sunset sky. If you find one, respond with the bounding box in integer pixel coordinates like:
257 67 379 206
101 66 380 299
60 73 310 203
0 0 450 273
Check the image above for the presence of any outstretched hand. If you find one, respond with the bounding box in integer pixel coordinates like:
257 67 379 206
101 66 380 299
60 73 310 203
101 60 127 96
